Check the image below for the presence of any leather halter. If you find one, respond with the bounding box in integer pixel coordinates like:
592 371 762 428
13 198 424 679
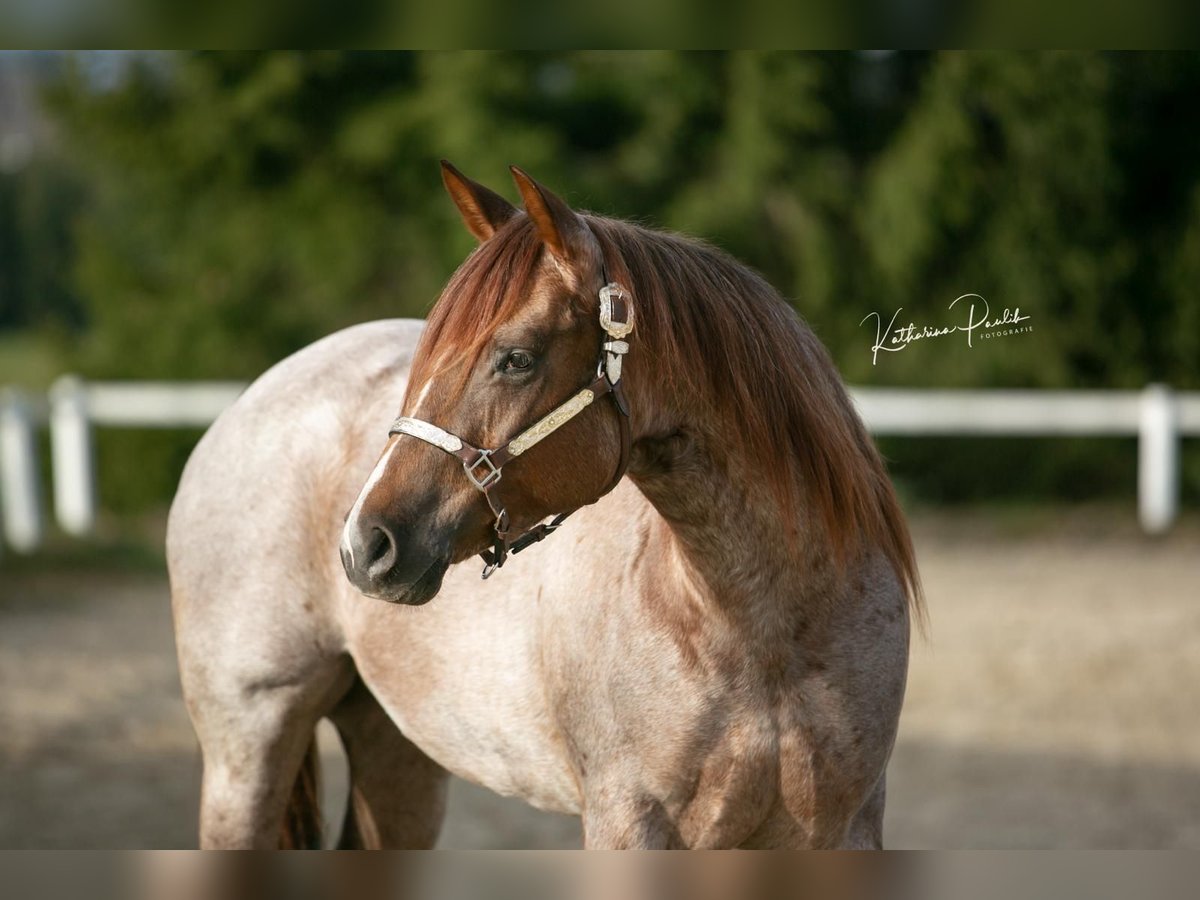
389 282 633 579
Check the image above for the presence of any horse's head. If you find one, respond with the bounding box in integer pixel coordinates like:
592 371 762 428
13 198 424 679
340 162 632 604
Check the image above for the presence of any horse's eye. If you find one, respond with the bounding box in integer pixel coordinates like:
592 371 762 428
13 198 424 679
504 350 534 372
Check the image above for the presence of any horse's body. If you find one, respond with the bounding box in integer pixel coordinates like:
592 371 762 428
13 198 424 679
169 165 917 849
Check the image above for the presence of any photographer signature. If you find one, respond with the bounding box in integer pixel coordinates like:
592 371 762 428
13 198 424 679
859 294 1032 366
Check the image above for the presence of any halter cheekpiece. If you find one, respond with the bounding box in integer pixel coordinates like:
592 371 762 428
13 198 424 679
389 280 633 579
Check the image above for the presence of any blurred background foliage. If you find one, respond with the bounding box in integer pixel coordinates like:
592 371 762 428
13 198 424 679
2 51 1199 512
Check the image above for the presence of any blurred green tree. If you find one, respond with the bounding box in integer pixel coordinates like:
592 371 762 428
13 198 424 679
32 51 1200 509
0 158 83 332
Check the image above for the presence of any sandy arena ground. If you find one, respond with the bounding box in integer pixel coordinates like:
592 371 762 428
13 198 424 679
1 512 1198 848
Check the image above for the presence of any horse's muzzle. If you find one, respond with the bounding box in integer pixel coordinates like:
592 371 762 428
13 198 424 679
340 515 449 605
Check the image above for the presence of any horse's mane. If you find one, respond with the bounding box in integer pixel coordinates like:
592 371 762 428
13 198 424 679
409 214 922 617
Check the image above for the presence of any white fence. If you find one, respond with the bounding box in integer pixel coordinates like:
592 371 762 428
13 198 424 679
1 377 245 557
1 377 1198 556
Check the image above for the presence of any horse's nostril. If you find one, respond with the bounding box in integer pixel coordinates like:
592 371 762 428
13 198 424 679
342 513 435 597
363 525 398 578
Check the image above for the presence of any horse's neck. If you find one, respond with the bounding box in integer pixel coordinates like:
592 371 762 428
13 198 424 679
630 429 837 656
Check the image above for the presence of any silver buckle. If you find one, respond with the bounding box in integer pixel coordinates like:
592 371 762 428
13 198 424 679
463 450 502 491
599 284 633 339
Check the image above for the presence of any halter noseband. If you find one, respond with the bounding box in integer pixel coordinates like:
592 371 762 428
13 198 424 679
389 281 633 579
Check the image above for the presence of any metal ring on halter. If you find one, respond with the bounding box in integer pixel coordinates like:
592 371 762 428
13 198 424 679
482 505 509 579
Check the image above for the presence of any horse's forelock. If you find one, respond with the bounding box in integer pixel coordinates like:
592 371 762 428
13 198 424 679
407 216 545 401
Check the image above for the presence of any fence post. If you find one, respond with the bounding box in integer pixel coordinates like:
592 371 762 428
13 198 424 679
50 375 96 537
1138 383 1179 534
0 389 43 553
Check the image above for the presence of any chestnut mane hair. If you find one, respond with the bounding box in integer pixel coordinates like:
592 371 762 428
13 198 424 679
408 214 922 615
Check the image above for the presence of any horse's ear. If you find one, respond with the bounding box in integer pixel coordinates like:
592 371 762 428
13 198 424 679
440 160 519 242
510 166 586 263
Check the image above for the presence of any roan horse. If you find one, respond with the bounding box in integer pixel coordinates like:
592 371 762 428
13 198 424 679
167 163 921 849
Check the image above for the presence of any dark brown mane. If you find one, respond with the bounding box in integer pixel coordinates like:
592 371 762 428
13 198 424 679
409 214 922 617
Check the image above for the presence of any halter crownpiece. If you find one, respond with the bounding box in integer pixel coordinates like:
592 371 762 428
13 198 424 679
390 280 634 578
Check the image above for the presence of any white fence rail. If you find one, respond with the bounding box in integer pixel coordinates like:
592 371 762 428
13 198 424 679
1 378 1198 556
851 385 1194 534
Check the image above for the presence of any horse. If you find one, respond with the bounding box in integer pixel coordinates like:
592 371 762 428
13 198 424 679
167 162 921 849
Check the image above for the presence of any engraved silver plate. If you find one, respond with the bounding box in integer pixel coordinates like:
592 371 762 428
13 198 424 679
390 417 463 454
599 284 634 339
507 389 596 456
